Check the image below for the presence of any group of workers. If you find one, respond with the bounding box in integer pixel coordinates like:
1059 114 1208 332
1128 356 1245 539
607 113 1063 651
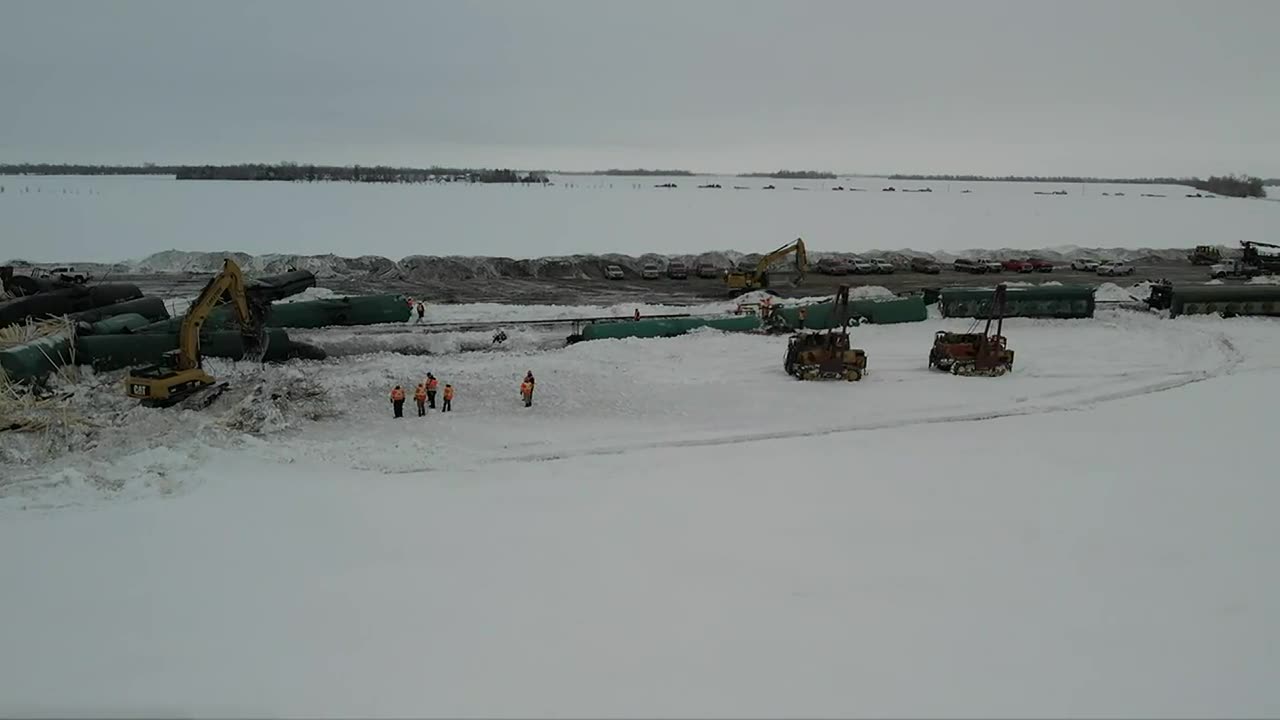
388 371 536 418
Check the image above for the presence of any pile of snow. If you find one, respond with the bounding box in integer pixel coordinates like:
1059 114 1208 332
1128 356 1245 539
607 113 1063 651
109 244 1215 283
1247 275 1280 285
276 286 348 303
1093 282 1141 302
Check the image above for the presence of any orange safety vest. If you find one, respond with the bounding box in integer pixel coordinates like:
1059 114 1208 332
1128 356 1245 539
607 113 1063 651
520 381 532 397
443 386 455 401
414 385 426 401
390 387 406 401
427 378 439 391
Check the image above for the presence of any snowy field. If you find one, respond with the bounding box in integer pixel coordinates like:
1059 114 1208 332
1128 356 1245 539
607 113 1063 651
3 306 1280 716
3 174 1278 263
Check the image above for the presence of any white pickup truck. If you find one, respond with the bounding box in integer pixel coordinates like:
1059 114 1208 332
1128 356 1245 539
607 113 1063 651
44 266 91 283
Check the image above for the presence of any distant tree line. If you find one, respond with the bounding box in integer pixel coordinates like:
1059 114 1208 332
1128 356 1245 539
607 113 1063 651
740 170 837 179
0 163 180 176
886 172 1265 197
0 163 550 184
584 168 694 176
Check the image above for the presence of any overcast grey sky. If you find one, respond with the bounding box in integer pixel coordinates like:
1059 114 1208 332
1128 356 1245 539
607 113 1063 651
2 0 1277 176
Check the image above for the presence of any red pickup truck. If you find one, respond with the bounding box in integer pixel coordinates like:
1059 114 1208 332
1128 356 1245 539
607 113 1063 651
1002 259 1034 273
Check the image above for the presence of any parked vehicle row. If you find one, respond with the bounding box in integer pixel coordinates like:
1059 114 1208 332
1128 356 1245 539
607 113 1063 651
604 256 1140 280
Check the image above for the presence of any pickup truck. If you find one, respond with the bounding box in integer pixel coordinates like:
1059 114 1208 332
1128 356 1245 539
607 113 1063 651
953 258 987 274
45 266 91 283
667 261 688 279
910 258 941 274
850 258 878 274
696 263 721 279
641 263 660 280
1002 259 1034 273
1098 262 1135 277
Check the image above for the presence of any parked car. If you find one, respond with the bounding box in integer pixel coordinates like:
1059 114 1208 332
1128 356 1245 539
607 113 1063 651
850 258 878 274
1097 262 1135 277
1070 258 1102 271
604 265 625 280
980 259 1004 273
641 263 660 280
872 259 896 274
44 265 91 283
1026 258 1055 272
696 263 721 279
1002 259 1034 273
816 257 849 276
667 261 688 279
910 257 941 274
953 258 987 274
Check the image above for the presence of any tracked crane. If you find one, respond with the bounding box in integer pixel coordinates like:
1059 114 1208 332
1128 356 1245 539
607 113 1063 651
928 283 1015 377
783 285 868 381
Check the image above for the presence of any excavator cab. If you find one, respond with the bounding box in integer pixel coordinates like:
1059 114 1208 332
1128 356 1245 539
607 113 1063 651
126 259 268 407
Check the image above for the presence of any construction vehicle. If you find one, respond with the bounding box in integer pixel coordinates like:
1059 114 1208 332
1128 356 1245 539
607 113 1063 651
725 237 808 293
928 283 1015 377
1241 241 1280 273
125 259 268 407
783 286 868 381
1209 259 1268 280
1187 245 1223 265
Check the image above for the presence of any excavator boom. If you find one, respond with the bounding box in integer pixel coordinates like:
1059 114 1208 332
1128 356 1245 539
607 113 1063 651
175 260 256 371
126 258 265 406
725 237 808 292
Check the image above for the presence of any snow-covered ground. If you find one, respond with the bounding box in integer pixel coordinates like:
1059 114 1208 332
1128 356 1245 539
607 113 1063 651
3 306 1280 715
3 174 1277 262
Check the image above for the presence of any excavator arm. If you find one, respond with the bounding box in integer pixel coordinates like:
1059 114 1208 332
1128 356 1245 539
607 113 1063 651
175 259 257 371
754 238 808 281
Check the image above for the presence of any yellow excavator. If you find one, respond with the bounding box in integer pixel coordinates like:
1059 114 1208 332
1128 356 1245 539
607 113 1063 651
724 237 808 294
125 259 267 407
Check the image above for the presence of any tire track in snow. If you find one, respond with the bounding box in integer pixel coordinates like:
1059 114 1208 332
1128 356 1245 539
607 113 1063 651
465 326 1246 468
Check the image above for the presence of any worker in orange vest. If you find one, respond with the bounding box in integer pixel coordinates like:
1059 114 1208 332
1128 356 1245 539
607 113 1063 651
413 383 427 417
390 385 406 418
425 373 439 409
520 373 534 408
442 384 454 412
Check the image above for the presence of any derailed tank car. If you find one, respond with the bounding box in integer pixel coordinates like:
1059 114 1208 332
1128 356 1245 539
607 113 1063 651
939 285 1095 319
1148 284 1280 318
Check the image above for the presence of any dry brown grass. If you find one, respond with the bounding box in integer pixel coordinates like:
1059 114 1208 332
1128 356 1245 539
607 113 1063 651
0 316 83 433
